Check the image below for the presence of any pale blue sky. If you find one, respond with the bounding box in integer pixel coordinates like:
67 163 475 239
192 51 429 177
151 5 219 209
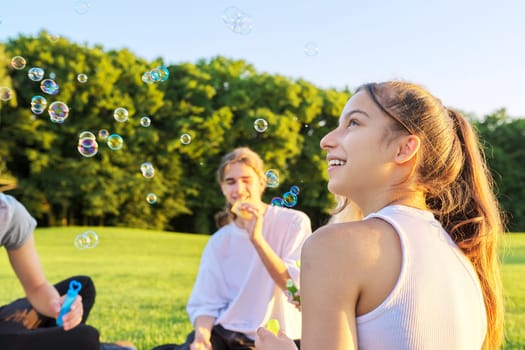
1 0 524 118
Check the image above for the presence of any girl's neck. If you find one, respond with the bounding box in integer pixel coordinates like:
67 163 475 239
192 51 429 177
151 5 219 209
358 190 427 217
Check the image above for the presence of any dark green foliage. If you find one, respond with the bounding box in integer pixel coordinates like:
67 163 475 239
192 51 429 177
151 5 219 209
473 110 525 232
0 32 346 233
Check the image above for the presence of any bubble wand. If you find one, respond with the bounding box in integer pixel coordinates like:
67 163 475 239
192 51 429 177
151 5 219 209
56 280 82 326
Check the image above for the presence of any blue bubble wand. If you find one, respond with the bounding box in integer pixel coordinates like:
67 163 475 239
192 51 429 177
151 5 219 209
56 280 82 326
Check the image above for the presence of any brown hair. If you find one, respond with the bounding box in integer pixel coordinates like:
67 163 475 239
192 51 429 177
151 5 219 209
359 81 505 349
214 147 266 228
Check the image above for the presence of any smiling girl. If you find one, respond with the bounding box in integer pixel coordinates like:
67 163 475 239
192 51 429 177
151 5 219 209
256 81 504 350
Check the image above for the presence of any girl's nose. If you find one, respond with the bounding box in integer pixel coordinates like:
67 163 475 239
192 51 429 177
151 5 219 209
320 128 336 150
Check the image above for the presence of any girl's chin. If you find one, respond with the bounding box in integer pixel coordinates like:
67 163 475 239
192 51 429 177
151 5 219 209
327 181 348 196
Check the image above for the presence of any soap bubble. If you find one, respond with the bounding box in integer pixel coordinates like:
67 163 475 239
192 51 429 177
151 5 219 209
271 197 285 207
180 133 192 145
146 193 158 204
282 191 298 207
113 107 128 122
31 95 47 115
254 118 268 133
40 79 59 95
77 137 98 157
0 87 13 102
140 116 151 127
265 169 280 188
150 66 169 82
107 134 124 150
27 67 45 81
142 71 154 84
79 131 96 140
289 185 300 195
11 56 26 70
77 73 88 83
304 42 319 56
140 162 155 178
74 230 99 249
48 101 69 124
222 6 253 35
98 129 109 140
73 0 91 15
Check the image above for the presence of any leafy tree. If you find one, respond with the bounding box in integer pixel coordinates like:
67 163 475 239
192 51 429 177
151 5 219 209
474 109 525 231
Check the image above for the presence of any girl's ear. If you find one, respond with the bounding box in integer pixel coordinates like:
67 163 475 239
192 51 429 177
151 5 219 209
395 135 420 164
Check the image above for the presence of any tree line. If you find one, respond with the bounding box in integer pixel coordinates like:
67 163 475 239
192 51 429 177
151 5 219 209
1 31 523 233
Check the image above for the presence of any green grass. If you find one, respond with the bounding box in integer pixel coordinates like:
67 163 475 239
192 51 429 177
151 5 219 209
1 228 524 350
501 233 525 349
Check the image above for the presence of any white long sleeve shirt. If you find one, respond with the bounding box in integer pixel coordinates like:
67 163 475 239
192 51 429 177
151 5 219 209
187 205 311 340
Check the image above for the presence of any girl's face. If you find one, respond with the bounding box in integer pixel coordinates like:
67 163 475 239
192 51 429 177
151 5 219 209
220 162 264 206
320 90 401 199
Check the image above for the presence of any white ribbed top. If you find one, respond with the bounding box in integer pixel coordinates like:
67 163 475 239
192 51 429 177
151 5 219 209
357 205 486 350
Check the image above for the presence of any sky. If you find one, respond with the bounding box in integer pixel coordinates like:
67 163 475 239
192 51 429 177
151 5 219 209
1 0 525 118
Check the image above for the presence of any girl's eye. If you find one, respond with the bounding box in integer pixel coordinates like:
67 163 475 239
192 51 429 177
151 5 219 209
347 119 359 127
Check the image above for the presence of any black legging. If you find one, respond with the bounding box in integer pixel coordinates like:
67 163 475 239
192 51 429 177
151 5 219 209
0 275 100 350
152 324 301 350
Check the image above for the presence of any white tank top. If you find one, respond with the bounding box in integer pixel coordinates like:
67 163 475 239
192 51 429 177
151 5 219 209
357 205 487 350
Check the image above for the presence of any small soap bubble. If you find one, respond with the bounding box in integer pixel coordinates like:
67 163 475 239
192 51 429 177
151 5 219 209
289 185 300 195
11 56 26 70
271 197 285 207
79 130 96 140
73 0 91 15
222 6 253 35
113 107 128 122
107 134 124 150
180 133 192 145
40 79 59 95
142 71 154 84
77 138 98 157
140 162 155 178
0 87 13 101
304 41 319 56
48 101 69 124
265 169 280 188
140 161 153 172
146 193 158 204
30 95 47 115
49 72 56 80
98 129 109 140
282 191 298 207
150 66 170 82
77 73 88 83
74 230 99 249
27 67 45 81
254 118 268 133
140 116 151 127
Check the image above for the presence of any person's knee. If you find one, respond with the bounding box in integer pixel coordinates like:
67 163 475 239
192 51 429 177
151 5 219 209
67 324 100 350
70 275 96 294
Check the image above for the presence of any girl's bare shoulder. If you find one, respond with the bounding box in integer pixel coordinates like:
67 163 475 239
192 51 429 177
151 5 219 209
303 219 398 274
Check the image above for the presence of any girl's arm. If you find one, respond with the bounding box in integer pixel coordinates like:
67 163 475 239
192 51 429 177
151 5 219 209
7 235 83 330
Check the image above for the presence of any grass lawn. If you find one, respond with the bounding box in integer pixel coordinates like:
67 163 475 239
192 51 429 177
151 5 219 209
1 227 524 349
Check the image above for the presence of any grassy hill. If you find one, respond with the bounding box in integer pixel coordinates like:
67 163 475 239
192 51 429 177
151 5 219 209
1 227 524 349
